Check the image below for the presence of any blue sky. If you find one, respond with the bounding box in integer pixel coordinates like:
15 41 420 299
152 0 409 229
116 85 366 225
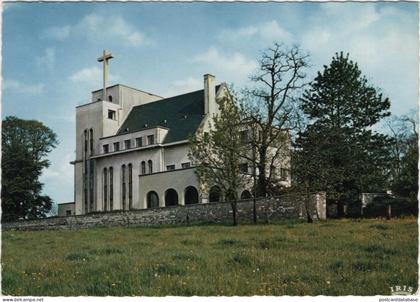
3 2 418 205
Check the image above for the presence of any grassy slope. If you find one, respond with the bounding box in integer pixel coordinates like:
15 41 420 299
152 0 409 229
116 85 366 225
2 218 418 296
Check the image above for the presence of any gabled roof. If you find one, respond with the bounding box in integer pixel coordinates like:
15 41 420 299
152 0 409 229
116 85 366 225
117 85 221 143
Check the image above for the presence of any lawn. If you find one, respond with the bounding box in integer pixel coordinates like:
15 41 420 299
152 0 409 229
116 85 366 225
2 218 418 296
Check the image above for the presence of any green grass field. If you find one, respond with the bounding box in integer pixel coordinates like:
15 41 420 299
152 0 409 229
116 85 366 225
2 218 418 296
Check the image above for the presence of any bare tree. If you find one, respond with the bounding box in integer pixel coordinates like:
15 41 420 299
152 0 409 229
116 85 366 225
240 43 309 197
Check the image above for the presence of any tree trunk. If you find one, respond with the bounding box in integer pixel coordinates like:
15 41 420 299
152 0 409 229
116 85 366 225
231 201 238 226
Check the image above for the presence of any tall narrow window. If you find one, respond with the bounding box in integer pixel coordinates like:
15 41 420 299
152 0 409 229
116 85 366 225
124 139 131 149
113 142 120 152
103 168 108 211
89 129 93 154
128 164 133 210
84 129 88 154
108 95 113 102
141 161 146 175
121 164 126 210
148 160 153 174
89 160 94 211
109 167 113 211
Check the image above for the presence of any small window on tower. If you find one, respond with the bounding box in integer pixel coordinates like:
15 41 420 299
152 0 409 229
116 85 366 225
103 144 109 154
113 142 120 152
124 140 131 149
108 95 113 102
108 110 116 120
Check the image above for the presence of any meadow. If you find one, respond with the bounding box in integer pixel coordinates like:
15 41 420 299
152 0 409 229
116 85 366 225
2 218 418 296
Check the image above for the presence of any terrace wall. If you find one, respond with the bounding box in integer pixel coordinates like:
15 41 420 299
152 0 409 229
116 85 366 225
2 192 326 231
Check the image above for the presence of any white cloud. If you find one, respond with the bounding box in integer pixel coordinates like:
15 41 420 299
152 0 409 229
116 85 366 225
192 47 258 85
298 3 418 115
218 20 292 44
42 25 71 41
163 77 202 97
69 66 120 90
3 79 44 94
42 13 150 47
40 151 74 203
36 47 56 70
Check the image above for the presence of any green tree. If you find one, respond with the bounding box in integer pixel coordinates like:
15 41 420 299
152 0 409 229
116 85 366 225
295 52 392 212
189 96 247 225
387 113 418 200
2 116 58 221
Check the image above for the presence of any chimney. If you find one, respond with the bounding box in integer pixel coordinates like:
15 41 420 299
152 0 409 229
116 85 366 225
204 74 215 115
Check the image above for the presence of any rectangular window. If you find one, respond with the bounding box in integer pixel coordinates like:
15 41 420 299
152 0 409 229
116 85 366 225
239 163 248 173
108 110 116 120
167 165 175 171
240 130 248 143
103 144 109 154
113 142 120 152
280 168 289 180
124 139 131 149
66 210 72 216
147 135 154 145
181 162 191 169
136 137 143 147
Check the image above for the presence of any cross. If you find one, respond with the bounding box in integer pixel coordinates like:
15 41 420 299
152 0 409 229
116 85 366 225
97 50 114 101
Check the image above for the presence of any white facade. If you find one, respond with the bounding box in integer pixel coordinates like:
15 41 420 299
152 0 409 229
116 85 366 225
72 74 291 215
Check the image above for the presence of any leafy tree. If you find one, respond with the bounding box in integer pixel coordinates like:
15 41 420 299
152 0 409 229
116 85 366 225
2 116 58 221
385 112 418 200
189 96 247 225
240 43 309 197
294 52 392 212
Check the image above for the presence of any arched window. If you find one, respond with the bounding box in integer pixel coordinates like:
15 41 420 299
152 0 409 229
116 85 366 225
165 189 178 206
109 167 113 210
128 163 133 210
108 95 113 102
241 190 252 200
103 168 108 211
148 160 153 174
185 186 199 205
209 186 221 203
141 161 146 175
147 191 159 208
121 164 127 210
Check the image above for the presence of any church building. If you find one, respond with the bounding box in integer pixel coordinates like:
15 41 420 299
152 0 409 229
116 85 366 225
68 51 291 216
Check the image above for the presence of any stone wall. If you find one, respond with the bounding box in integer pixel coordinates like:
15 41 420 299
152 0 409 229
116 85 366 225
2 192 326 231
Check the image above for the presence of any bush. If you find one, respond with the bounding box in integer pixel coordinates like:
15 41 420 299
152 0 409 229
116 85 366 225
363 196 418 218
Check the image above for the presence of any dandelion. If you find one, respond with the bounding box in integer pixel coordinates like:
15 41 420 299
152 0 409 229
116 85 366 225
326 280 331 285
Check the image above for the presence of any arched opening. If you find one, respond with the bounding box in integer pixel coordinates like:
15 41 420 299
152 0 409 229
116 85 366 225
241 190 252 200
121 164 127 210
141 161 146 175
185 186 199 205
209 186 221 203
148 160 153 174
103 168 108 211
165 189 179 207
147 191 159 208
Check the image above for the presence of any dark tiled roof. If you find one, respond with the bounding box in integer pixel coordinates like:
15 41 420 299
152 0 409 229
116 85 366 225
117 85 220 143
